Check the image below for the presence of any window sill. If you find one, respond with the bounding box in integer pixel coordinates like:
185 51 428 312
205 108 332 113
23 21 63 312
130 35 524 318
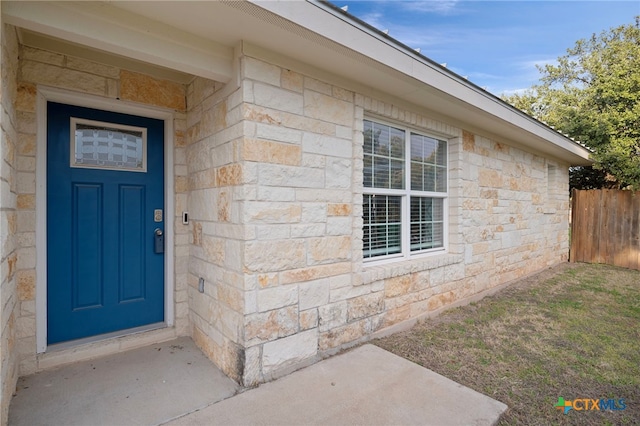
361 252 463 285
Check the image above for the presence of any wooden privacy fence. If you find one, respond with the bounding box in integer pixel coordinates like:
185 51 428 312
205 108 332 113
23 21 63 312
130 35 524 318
570 189 640 270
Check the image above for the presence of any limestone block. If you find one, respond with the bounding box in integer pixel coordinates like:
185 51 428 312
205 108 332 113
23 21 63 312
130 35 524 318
302 153 326 169
427 290 456 311
304 90 354 127
318 320 365 351
244 57 281 86
245 201 301 224
304 78 332 96
384 275 414 298
383 304 411 328
258 163 324 189
281 69 303 93
298 279 330 310
242 345 263 387
257 186 296 202
325 158 351 189
257 273 279 289
290 223 325 238
244 290 257 314
300 203 327 223
478 169 502 188
16 247 35 270
255 224 290 240
244 240 306 273
302 133 352 158
21 61 106 96
245 305 298 344
347 292 384 321
326 217 352 235
66 56 120 78
224 240 244 273
16 315 35 339
327 203 351 216
16 133 34 157
329 281 371 303
217 164 243 186
299 308 319 330
21 46 64 66
318 301 347 332
242 138 301 166
262 329 318 375
202 235 225 266
255 123 302 144
308 236 351 264
257 284 298 312
16 270 35 301
280 262 351 284
253 83 303 115
217 282 243 313
120 70 185 111
16 83 36 113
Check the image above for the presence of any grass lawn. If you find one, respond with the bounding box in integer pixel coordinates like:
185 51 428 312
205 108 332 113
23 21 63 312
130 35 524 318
374 263 640 425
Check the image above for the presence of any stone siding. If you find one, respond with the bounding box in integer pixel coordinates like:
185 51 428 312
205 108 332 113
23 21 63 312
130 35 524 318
0 21 20 425
13 44 191 376
185 76 248 382
232 52 570 383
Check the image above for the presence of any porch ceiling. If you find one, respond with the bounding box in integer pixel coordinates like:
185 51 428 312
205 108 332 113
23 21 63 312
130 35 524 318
2 0 592 166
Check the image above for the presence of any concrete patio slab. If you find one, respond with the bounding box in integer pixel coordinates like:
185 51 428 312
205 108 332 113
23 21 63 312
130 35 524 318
167 344 507 426
8 337 239 426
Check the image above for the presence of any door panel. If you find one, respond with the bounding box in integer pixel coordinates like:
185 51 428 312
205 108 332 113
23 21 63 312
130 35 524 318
47 102 165 345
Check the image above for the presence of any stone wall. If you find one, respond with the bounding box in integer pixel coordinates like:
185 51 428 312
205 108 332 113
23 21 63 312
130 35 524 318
233 51 570 383
185 76 248 382
13 44 191 375
0 20 20 425
237 55 361 385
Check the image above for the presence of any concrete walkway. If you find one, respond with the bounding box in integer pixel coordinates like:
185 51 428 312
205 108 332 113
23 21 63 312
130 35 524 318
9 337 239 425
9 339 507 426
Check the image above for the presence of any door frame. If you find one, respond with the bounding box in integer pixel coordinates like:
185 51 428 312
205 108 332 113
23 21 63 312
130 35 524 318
35 86 176 353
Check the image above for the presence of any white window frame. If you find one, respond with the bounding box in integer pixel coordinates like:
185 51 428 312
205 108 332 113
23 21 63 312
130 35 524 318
363 117 449 265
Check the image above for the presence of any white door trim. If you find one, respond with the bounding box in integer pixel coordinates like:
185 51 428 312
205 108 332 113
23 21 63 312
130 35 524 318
36 86 175 353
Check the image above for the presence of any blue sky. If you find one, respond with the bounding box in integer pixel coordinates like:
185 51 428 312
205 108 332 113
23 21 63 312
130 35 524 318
330 1 640 96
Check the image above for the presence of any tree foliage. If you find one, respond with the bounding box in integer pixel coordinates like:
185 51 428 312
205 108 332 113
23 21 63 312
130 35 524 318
503 17 640 190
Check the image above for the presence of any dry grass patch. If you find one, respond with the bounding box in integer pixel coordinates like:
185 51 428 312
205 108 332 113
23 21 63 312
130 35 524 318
375 263 640 425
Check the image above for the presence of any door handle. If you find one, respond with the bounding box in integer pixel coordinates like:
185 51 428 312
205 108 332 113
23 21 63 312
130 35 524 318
154 228 164 254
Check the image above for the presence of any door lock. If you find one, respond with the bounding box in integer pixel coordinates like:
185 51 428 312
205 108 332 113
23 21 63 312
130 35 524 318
154 228 164 254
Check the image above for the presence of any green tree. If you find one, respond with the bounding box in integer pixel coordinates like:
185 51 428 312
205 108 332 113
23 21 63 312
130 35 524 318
503 17 640 189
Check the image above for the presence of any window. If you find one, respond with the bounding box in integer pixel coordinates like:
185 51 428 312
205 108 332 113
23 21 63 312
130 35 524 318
71 117 147 172
363 119 447 261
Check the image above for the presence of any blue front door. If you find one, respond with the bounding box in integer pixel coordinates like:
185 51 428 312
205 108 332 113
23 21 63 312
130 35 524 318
47 102 165 345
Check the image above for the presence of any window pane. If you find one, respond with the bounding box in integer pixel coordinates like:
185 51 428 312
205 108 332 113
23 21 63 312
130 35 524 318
363 194 402 258
436 166 447 192
410 197 444 251
410 132 447 192
423 165 436 192
364 120 374 154
411 162 423 191
72 118 146 172
436 140 447 166
363 120 405 189
390 159 404 189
